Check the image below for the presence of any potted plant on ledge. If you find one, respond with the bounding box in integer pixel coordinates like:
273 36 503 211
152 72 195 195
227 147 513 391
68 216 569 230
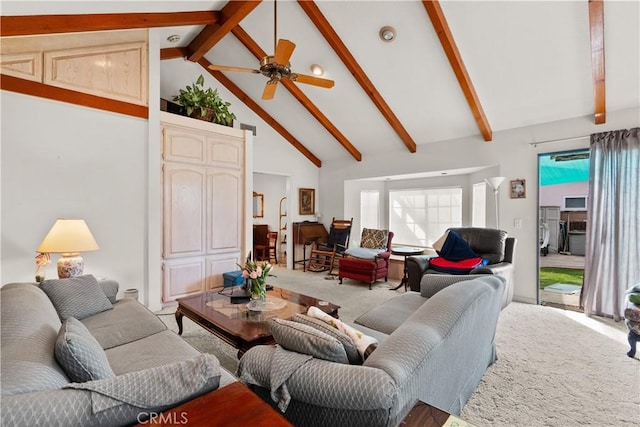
173 74 236 127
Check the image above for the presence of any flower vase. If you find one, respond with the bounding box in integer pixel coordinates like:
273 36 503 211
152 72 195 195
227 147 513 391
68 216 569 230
250 278 267 302
35 265 46 283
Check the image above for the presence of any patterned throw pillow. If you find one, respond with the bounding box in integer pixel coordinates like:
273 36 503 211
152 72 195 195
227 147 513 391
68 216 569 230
40 275 113 321
55 317 115 382
292 314 361 364
360 228 389 249
269 318 349 364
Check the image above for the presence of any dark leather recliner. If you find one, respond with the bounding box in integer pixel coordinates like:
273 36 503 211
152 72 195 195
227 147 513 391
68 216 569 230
406 227 517 308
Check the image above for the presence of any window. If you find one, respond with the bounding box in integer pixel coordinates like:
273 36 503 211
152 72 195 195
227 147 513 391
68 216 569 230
562 195 588 211
472 182 486 227
389 187 462 247
360 190 380 229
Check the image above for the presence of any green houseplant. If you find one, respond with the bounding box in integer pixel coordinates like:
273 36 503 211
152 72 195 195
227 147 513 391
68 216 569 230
173 74 236 126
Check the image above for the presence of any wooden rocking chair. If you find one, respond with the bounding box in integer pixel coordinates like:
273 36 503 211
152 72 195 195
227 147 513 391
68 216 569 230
307 218 353 275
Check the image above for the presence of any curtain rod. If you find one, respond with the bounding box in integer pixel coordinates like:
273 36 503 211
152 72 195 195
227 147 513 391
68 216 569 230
529 135 590 147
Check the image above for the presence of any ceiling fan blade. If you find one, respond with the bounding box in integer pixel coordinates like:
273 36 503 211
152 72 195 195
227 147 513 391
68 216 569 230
208 64 260 74
273 39 296 65
291 73 335 89
262 81 278 100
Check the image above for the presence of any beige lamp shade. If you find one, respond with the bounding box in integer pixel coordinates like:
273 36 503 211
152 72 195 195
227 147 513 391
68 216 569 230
37 219 99 278
37 219 99 254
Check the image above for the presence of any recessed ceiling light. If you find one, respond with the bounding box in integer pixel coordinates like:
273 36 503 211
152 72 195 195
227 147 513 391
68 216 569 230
310 64 324 76
167 34 181 43
379 26 396 43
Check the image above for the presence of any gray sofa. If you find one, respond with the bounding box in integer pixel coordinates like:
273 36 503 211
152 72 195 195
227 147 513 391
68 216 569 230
1 276 236 427
406 227 516 308
237 275 505 427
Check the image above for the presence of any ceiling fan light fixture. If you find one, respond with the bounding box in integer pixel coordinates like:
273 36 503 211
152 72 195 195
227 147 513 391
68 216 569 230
379 26 396 42
310 64 324 76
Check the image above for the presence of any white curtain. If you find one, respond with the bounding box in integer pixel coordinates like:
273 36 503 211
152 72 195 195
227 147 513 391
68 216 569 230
582 127 640 320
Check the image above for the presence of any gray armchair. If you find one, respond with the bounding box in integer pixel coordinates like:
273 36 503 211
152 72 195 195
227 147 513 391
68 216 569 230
406 227 516 308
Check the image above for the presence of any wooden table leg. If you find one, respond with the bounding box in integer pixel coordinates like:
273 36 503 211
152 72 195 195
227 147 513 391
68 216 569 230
390 255 409 291
175 307 184 335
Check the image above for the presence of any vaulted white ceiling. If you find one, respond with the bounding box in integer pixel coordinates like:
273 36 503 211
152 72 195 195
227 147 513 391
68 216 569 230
3 1 639 166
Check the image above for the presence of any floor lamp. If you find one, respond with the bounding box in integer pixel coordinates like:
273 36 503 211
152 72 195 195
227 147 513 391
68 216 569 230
485 177 506 229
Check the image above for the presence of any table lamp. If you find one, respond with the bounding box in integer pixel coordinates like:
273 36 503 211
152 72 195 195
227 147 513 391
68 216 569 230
37 219 99 278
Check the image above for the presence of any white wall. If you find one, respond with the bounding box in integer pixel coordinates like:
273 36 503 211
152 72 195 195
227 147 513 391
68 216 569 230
540 182 589 207
321 107 640 304
1 93 148 298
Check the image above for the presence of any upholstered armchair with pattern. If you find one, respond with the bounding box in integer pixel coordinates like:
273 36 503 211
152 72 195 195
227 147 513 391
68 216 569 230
338 229 394 289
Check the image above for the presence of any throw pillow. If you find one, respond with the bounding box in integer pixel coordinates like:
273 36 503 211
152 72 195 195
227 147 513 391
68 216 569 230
269 318 349 364
98 279 119 304
360 228 389 249
431 230 449 252
40 274 113 321
305 306 379 361
437 230 477 261
429 256 489 274
55 317 116 382
292 313 362 364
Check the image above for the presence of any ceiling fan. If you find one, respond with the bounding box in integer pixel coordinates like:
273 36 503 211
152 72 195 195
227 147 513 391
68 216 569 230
208 0 334 100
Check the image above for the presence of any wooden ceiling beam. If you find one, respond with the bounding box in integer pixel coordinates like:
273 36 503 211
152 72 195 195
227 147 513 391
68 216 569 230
422 1 492 141
588 0 606 124
187 1 261 62
1 74 147 118
297 0 417 153
161 47 189 61
231 26 362 161
0 11 219 36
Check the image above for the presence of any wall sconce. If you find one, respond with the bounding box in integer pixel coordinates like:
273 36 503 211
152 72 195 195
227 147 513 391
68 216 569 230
379 26 397 42
485 177 506 229
37 219 99 278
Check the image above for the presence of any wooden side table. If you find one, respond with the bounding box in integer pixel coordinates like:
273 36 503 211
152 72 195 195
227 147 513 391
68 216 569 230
399 400 475 427
137 382 293 426
390 246 425 291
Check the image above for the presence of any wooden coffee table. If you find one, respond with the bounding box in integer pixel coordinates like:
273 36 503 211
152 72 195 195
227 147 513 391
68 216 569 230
136 382 293 426
175 286 340 357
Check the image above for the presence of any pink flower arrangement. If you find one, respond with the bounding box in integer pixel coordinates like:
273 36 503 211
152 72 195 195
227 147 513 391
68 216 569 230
35 252 51 266
237 259 272 299
238 260 272 282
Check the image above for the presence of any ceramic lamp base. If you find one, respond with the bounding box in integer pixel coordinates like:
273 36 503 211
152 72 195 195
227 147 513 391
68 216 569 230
57 253 84 278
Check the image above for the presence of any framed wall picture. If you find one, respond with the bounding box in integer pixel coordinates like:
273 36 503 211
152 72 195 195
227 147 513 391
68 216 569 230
510 179 526 199
299 188 315 215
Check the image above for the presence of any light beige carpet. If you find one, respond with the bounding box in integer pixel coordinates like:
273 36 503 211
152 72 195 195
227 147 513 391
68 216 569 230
158 266 640 427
